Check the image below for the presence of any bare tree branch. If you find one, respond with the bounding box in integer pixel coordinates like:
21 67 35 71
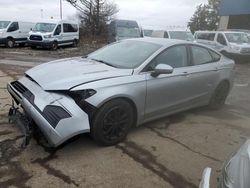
67 0 119 36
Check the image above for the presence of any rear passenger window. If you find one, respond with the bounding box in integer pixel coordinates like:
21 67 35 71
191 46 213 65
196 33 215 41
63 23 78 33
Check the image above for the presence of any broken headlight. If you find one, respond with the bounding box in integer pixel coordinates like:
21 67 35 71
69 89 97 118
69 89 96 102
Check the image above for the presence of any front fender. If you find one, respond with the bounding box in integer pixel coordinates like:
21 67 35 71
75 74 147 125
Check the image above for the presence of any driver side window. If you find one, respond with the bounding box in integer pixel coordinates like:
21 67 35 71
148 45 188 71
7 22 19 32
54 24 61 36
217 34 227 46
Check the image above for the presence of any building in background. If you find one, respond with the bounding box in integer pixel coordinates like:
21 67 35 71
219 0 250 30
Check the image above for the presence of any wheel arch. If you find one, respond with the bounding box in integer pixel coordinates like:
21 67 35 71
94 96 138 127
213 79 231 95
218 79 230 88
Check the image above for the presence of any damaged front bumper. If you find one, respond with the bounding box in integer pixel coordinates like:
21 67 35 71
8 104 34 148
7 76 91 147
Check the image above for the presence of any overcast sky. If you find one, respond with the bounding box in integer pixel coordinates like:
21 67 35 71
0 0 207 29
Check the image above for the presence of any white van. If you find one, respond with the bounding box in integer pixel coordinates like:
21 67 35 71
107 20 141 43
151 30 194 41
28 20 79 50
195 31 250 61
0 20 35 48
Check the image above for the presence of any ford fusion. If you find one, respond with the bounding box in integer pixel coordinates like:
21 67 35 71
7 38 235 147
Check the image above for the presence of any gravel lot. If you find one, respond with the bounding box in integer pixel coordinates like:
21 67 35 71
0 47 250 188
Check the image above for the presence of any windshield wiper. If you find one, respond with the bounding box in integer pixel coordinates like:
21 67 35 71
90 58 117 68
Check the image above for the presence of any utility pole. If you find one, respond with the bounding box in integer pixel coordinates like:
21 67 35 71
40 9 44 19
60 0 63 19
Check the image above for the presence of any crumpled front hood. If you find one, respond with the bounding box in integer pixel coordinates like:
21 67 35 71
26 57 133 90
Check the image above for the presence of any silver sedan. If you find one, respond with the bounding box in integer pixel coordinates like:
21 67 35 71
7 38 235 147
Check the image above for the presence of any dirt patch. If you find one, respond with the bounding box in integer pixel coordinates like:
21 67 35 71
0 43 104 63
0 130 13 136
32 153 79 187
147 127 222 163
0 136 32 188
116 140 197 188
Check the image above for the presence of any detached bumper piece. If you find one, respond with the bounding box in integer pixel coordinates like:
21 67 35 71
10 81 71 129
8 104 34 148
7 77 91 147
8 80 74 146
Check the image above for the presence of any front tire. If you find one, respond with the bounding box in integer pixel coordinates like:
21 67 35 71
6 38 15 48
51 41 58 50
91 99 134 146
209 81 230 110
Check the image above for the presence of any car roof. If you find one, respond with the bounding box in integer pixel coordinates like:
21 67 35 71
195 31 217 33
195 30 246 34
127 37 192 47
218 31 246 34
35 19 78 24
125 38 220 54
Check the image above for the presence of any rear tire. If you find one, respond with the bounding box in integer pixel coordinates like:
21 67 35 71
91 99 134 146
72 39 78 47
209 81 230 110
6 38 15 48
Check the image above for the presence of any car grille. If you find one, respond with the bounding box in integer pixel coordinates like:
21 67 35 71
240 48 250 54
29 35 43 41
10 81 71 128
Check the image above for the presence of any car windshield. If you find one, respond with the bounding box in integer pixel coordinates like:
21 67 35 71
225 33 250 43
117 27 141 38
33 23 56 32
169 31 194 41
0 21 10 29
87 40 161 69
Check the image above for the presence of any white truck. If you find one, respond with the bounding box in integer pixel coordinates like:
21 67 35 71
28 20 79 50
0 20 35 48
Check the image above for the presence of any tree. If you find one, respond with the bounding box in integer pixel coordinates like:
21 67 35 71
188 0 220 33
67 0 119 36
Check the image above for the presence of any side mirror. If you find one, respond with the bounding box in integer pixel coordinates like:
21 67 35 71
199 168 211 188
151 64 174 77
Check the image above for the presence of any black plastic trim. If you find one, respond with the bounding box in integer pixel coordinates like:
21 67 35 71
9 82 71 129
